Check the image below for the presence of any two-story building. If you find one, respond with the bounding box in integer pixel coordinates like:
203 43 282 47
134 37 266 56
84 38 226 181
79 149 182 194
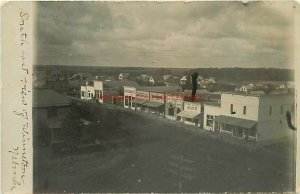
205 92 295 142
80 80 103 103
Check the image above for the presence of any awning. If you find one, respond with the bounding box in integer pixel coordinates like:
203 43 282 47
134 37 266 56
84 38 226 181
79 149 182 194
214 115 256 129
177 110 200 119
132 99 148 104
143 101 164 108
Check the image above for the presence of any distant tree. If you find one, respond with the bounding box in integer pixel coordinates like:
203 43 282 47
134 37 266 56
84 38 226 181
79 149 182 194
262 84 276 95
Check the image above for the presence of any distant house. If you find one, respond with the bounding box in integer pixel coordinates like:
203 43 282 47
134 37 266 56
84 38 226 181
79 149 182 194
180 75 191 85
33 89 71 147
207 77 216 84
119 73 129 80
237 84 255 93
139 74 155 85
163 74 172 81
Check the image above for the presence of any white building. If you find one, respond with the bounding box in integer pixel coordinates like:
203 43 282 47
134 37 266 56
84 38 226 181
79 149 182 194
124 86 136 109
204 92 295 142
80 80 103 103
177 101 202 127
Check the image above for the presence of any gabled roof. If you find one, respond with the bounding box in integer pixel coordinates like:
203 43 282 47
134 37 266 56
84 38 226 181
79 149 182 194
33 89 71 108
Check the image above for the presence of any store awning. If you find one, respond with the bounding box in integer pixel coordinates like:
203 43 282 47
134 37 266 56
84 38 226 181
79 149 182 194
143 101 164 108
132 99 148 105
177 110 200 119
214 115 256 129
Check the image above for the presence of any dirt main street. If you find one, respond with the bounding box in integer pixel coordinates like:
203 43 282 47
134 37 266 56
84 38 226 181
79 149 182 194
34 104 295 193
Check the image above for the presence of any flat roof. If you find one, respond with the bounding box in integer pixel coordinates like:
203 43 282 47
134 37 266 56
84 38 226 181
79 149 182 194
33 89 71 108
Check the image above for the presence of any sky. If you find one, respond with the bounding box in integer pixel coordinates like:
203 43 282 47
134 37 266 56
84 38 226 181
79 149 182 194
36 1 295 69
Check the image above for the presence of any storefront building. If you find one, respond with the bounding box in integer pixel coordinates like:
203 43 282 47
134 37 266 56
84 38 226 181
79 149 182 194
80 80 103 103
123 86 136 109
165 92 184 120
202 101 221 131
177 101 202 127
143 91 165 116
132 90 150 111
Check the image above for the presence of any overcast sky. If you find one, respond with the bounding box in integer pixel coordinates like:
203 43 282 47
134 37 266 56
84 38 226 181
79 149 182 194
36 1 295 69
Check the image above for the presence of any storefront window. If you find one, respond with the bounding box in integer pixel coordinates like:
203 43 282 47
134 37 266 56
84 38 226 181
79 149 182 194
124 96 129 106
95 90 100 98
206 115 214 127
223 124 233 133
249 127 257 138
233 127 243 138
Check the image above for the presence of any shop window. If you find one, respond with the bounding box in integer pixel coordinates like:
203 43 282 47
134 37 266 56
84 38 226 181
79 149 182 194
168 106 175 116
249 127 257 138
47 108 58 119
223 124 233 133
233 127 243 138
124 96 129 106
95 90 100 98
206 115 214 127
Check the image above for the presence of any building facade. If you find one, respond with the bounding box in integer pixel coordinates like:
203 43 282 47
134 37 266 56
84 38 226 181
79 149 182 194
80 80 103 103
132 90 150 111
165 92 184 120
177 101 202 127
143 91 165 116
124 86 136 109
207 93 295 142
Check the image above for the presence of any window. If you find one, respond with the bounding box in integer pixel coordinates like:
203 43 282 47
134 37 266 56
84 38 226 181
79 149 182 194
168 104 175 116
223 124 233 133
88 91 91 98
243 106 246 115
124 96 129 106
233 127 243 138
81 91 84 97
206 115 214 127
281 105 283 114
230 104 233 113
47 108 58 119
95 90 100 98
269 106 272 116
249 127 257 138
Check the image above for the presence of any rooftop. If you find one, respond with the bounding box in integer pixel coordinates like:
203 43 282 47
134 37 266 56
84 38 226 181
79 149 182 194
138 85 181 93
33 89 71 108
